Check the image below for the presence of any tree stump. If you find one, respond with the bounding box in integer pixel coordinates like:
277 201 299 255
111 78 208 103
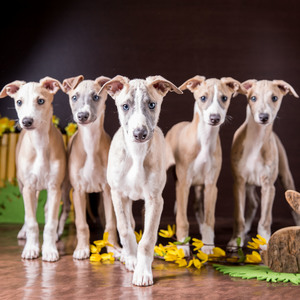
261 226 300 273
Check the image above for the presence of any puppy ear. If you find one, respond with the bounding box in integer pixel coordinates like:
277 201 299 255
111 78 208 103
273 80 299 98
100 75 129 99
241 79 257 93
40 77 62 94
147 76 182 97
0 80 26 98
221 77 248 96
95 76 111 88
61 75 84 93
179 76 206 92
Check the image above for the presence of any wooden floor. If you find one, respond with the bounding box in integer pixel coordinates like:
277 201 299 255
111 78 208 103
1 221 299 300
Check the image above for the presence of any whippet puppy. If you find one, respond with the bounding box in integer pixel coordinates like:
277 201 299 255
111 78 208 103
100 75 182 286
0 77 66 261
62 75 120 259
165 76 246 254
227 79 299 249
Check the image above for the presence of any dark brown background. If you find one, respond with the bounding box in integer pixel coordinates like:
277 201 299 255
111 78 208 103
1 0 299 236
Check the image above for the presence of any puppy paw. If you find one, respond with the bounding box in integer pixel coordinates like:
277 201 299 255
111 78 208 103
42 248 59 262
122 255 137 272
17 227 27 240
227 237 243 252
22 245 40 260
201 245 214 255
107 245 122 260
132 267 153 286
73 247 90 260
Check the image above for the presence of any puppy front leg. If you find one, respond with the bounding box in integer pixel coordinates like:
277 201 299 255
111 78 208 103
228 179 246 249
133 195 163 286
22 186 40 259
258 183 275 244
73 189 90 259
111 190 137 271
102 184 121 257
42 186 61 261
201 184 217 254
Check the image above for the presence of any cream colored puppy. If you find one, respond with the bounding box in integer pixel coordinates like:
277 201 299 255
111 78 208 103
100 75 182 286
62 75 120 259
228 79 298 249
0 77 66 261
166 76 246 254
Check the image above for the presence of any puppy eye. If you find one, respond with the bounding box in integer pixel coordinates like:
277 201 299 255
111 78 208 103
72 95 77 102
122 104 129 111
250 96 257 102
272 96 278 102
16 100 22 106
93 95 100 101
148 102 156 110
37 99 45 105
221 95 228 102
200 96 206 102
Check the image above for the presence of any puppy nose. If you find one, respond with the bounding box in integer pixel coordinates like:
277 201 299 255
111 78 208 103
22 117 34 128
210 114 221 125
77 112 89 122
133 126 148 141
259 113 269 123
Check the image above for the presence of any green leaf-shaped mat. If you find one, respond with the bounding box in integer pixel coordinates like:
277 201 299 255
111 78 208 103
213 264 300 285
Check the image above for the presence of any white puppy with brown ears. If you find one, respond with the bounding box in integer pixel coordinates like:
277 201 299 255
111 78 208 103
0 77 66 261
165 76 246 254
61 75 120 259
100 75 182 286
228 79 299 249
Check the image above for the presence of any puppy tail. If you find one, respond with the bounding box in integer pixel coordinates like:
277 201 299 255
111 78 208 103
275 133 295 191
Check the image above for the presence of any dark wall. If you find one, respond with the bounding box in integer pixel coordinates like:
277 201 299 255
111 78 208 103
1 0 300 226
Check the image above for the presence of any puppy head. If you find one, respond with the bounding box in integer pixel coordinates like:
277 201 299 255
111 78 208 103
242 79 299 125
101 75 182 143
180 76 246 126
62 75 110 125
0 77 61 130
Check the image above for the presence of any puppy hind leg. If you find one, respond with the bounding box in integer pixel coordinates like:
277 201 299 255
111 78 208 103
194 185 204 233
102 185 122 258
244 184 259 234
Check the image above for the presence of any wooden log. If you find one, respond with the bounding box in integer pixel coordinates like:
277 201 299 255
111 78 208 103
7 133 19 183
261 226 300 273
0 133 9 187
285 190 300 215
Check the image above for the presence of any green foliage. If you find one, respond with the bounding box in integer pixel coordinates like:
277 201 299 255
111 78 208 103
214 264 300 285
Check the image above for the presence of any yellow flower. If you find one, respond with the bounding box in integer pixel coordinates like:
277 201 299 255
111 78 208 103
187 257 203 269
197 251 208 263
247 234 267 250
192 238 204 251
90 244 100 254
175 258 187 267
245 251 262 263
134 230 143 243
100 252 115 262
208 247 226 260
154 244 166 257
65 122 78 137
164 247 185 262
90 253 102 262
159 224 176 238
93 232 114 249
0 117 15 136
52 115 60 127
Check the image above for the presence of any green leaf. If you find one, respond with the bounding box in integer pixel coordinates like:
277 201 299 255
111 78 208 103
236 237 241 247
183 236 191 244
